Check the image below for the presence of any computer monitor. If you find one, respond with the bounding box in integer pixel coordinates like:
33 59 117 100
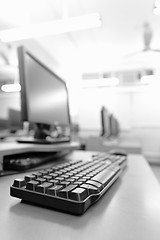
100 106 111 138
18 46 71 143
110 114 120 138
7 108 23 133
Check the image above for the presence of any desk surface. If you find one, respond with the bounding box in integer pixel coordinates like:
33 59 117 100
83 136 142 154
1 151 160 240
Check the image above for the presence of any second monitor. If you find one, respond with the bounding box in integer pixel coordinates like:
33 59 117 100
100 106 120 139
18 46 71 144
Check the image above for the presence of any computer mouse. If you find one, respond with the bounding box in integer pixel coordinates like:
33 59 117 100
109 149 127 156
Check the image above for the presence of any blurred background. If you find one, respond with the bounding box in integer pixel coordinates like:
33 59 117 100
1 0 160 171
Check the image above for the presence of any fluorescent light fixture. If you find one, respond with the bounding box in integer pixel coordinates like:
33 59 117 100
0 13 101 42
153 7 160 15
141 75 160 85
153 0 160 15
81 77 119 88
154 0 160 8
1 83 21 92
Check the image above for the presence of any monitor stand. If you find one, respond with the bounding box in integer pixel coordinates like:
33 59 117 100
17 123 70 144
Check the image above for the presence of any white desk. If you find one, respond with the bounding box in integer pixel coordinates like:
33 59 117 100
0 150 160 240
83 136 142 154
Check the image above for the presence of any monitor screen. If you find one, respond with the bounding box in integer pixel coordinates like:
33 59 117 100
18 46 71 142
100 106 111 138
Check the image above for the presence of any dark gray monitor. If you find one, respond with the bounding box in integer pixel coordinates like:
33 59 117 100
18 46 71 143
100 106 111 138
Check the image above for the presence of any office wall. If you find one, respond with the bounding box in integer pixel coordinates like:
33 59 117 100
132 90 160 127
78 87 132 131
0 93 20 119
77 86 160 130
77 85 160 162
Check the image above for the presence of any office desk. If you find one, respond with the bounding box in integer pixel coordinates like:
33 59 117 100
0 141 80 170
1 151 160 240
83 136 142 154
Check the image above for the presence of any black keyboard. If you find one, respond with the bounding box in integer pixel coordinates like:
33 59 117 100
17 136 70 144
10 152 127 215
3 151 69 171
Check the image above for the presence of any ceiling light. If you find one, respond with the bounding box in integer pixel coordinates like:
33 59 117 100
154 0 160 8
153 0 160 15
140 75 160 85
153 7 160 15
1 83 21 92
0 13 101 42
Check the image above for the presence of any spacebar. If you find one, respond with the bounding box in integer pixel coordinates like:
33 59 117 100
91 166 120 187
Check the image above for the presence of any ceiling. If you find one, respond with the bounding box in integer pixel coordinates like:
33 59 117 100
0 0 160 77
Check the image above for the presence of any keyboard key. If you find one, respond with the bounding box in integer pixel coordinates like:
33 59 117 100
65 172 74 177
26 180 39 191
85 180 102 190
49 173 58 178
66 178 76 184
73 181 83 186
82 176 91 180
43 175 52 181
54 171 62 176
36 177 46 184
46 169 53 174
25 174 36 182
38 170 48 176
36 182 53 193
47 185 64 196
58 185 78 199
91 167 119 187
50 179 59 185
72 176 80 181
78 178 87 183
76 173 85 177
60 181 70 187
81 184 98 194
32 172 42 178
69 188 88 201
56 177 65 182
60 169 68 174
60 174 69 180
12 179 26 188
